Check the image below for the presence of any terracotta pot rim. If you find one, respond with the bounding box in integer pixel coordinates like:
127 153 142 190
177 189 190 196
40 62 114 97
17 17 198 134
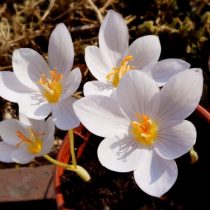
54 104 210 210
195 105 210 124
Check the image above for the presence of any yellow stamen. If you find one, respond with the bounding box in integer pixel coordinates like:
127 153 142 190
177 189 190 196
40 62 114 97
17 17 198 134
16 128 45 154
106 55 135 87
38 68 63 103
131 113 158 146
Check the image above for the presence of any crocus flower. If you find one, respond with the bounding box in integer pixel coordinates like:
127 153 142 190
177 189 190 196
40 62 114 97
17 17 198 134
0 23 81 130
73 69 203 197
0 114 55 164
84 10 190 96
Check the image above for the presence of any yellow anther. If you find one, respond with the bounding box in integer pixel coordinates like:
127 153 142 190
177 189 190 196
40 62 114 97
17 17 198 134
38 68 63 103
131 113 158 146
106 55 135 87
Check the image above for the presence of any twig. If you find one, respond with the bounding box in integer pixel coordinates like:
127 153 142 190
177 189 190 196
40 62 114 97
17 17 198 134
0 65 12 71
86 0 103 24
40 0 56 22
100 0 116 13
71 24 97 32
0 18 10 41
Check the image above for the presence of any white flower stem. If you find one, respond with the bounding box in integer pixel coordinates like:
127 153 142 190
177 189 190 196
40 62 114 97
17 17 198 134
43 154 91 182
68 129 77 168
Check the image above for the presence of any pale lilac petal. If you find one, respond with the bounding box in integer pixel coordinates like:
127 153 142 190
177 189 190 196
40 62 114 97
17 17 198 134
127 35 161 69
134 151 178 197
29 119 47 133
98 134 145 172
52 97 80 130
150 59 190 86
19 113 49 131
40 117 55 156
61 67 82 100
19 113 33 127
73 95 130 137
11 148 34 164
154 120 196 160
116 71 160 120
156 68 203 124
0 72 33 103
85 46 111 81
0 119 28 146
83 81 113 97
18 94 51 120
13 48 49 90
0 142 15 163
48 23 74 73
99 10 129 67
44 117 55 141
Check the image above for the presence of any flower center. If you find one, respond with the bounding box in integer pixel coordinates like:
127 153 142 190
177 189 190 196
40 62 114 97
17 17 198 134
131 113 158 146
106 55 135 87
16 128 45 154
38 68 63 103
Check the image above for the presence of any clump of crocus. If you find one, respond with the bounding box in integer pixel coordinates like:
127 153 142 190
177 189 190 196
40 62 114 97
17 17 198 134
0 23 91 182
74 69 203 197
0 114 54 164
84 10 190 96
0 23 81 130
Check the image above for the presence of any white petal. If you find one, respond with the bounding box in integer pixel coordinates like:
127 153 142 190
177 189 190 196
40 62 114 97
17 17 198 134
0 142 15 163
61 67 82 100
156 68 203 123
13 48 49 90
83 81 113 96
0 119 27 146
150 59 190 86
52 97 80 130
19 113 44 128
48 23 74 73
154 120 196 160
46 117 55 136
18 94 51 120
85 46 111 81
99 10 128 67
40 137 54 156
98 134 145 172
134 152 178 197
11 148 34 164
73 95 130 137
40 117 55 156
19 113 31 126
127 35 161 69
116 71 160 119
0 72 32 103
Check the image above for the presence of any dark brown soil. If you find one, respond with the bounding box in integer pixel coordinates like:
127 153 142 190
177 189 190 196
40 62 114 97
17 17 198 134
60 111 210 210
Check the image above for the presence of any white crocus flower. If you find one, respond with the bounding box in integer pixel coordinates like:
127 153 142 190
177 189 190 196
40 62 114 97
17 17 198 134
0 114 55 164
0 23 81 130
73 69 203 197
84 10 190 96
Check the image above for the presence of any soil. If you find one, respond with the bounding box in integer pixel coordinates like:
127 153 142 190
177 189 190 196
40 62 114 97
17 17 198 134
60 111 210 210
